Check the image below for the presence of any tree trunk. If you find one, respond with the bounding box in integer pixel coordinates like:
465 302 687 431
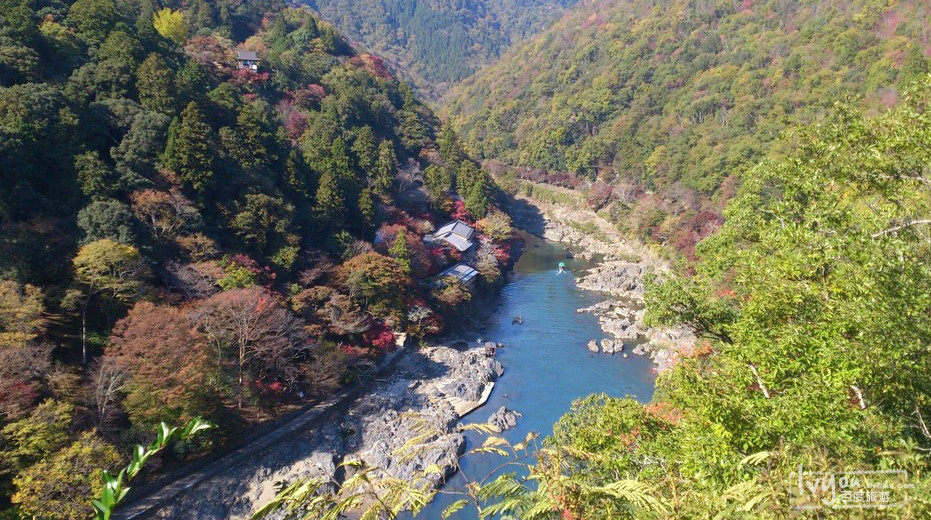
81 303 89 365
238 343 244 410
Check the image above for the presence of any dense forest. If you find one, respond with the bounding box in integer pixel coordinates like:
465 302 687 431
0 0 511 517
304 0 577 97
445 0 931 258
538 86 931 518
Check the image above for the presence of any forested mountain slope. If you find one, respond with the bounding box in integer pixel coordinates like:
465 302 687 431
303 0 578 97
445 0 931 256
0 0 509 517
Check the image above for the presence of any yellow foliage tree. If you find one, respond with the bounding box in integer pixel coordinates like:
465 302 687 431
0 280 45 350
153 8 187 45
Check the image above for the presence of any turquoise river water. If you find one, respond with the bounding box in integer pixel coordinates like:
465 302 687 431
406 232 657 519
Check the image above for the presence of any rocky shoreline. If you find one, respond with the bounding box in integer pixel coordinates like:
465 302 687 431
509 192 695 372
150 344 503 520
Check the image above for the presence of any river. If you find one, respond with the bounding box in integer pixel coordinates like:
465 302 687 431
407 232 657 519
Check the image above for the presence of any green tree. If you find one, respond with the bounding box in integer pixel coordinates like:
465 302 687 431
11 431 121 520
422 164 451 211
231 193 296 255
163 102 216 195
74 151 120 199
456 160 479 197
388 228 412 274
152 8 187 45
66 0 118 46
464 174 489 218
97 31 142 70
341 252 409 318
111 111 170 183
438 121 463 165
314 169 346 231
136 53 176 114
223 101 277 173
352 126 377 175
77 199 137 244
541 90 931 518
357 188 376 234
176 60 208 105
899 46 929 89
373 140 396 195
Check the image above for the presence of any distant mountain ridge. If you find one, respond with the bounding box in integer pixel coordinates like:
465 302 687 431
443 0 930 253
303 0 578 98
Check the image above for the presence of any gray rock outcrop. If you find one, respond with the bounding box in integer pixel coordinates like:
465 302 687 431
487 407 522 432
148 343 502 520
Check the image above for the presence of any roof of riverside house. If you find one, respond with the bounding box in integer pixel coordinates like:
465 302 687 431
439 263 478 284
236 50 259 61
431 220 475 251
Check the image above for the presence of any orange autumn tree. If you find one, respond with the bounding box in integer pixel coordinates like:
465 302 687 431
108 302 214 428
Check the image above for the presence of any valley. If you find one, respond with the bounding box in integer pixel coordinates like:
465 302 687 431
2 0 931 518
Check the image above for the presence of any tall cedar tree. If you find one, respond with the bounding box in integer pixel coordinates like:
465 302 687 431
373 140 397 195
314 169 346 231
388 228 412 274
163 102 216 195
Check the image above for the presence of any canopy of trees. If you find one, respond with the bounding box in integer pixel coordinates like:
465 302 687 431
538 82 931 518
446 0 931 257
305 0 578 97
0 0 512 515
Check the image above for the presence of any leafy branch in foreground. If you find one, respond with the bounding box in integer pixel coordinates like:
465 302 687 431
92 418 213 520
250 412 674 520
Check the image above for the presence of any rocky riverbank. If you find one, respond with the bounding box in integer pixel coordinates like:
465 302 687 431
509 189 695 372
149 343 502 520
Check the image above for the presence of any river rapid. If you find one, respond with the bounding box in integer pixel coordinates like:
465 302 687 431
408 231 657 519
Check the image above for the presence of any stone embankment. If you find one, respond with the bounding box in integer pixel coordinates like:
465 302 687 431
509 188 695 372
149 344 502 520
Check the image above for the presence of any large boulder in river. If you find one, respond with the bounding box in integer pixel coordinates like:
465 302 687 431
587 339 599 353
577 262 646 297
488 407 522 432
600 338 616 354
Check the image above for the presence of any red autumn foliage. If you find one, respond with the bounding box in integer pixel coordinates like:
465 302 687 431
284 110 308 141
350 54 394 80
196 288 306 404
290 84 327 108
0 381 40 420
644 402 685 426
362 322 395 351
184 36 234 70
230 68 270 87
492 242 511 265
450 200 472 223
